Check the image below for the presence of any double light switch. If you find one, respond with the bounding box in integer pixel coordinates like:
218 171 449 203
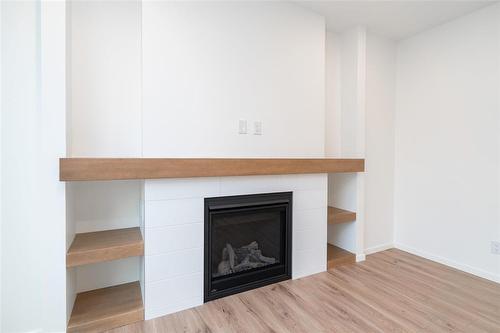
239 120 262 135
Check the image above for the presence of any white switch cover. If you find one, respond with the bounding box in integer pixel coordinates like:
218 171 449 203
239 120 247 134
254 121 262 135
491 241 500 255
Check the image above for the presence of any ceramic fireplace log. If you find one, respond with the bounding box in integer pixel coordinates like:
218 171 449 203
216 241 277 276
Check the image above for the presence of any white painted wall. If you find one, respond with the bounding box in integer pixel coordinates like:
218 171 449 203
0 2 3 330
69 181 142 234
40 3 67 331
1 3 41 330
325 28 366 258
325 31 342 157
69 0 141 157
395 3 500 282
339 28 366 158
364 32 396 253
142 1 325 158
1 1 67 332
65 2 76 317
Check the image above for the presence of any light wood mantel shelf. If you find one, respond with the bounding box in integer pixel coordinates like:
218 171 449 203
59 158 365 181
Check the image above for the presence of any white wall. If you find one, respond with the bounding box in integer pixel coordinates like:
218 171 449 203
142 1 325 158
1 1 67 332
395 3 500 282
325 28 367 258
40 2 67 331
1 3 41 330
69 0 141 157
325 31 342 156
1 4 39 329
339 27 366 158
0 1 3 329
364 32 396 253
69 181 142 234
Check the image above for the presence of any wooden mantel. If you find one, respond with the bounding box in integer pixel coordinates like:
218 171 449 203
59 158 364 181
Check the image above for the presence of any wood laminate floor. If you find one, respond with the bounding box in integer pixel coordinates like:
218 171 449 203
108 249 500 333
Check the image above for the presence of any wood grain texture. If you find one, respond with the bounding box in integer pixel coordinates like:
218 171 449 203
67 227 144 267
59 158 365 181
328 206 356 224
68 281 144 333
327 243 356 269
106 249 500 333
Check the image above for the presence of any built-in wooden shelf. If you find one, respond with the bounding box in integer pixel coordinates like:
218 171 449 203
67 227 144 268
327 244 355 269
68 281 144 333
59 158 365 181
328 206 356 225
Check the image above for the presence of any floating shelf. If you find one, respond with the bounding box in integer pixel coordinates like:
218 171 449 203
68 281 144 333
328 206 356 225
327 244 355 269
59 158 365 181
67 227 144 267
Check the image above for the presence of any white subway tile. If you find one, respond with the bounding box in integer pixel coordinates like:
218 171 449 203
146 247 203 282
293 208 326 232
293 247 326 279
145 295 203 320
145 272 203 312
283 174 327 191
145 223 203 255
145 198 203 228
145 178 219 201
219 175 290 196
294 189 327 210
294 223 324 251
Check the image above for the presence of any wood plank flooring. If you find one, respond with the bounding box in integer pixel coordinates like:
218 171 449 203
107 249 500 333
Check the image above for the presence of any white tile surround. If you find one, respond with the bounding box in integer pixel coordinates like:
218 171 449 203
143 174 328 320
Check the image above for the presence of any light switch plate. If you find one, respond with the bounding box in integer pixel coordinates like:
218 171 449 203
491 241 500 255
239 120 247 134
254 121 262 135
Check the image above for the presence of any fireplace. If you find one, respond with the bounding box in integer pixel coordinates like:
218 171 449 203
204 192 292 301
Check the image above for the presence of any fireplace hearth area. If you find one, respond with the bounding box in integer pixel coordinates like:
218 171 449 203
204 192 292 301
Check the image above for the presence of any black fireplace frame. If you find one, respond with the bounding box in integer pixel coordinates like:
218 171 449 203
204 192 292 302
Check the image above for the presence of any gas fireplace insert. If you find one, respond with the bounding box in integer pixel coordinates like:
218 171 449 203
204 192 292 302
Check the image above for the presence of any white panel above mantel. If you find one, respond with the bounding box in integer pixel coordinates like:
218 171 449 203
69 0 141 157
141 1 325 158
143 174 328 320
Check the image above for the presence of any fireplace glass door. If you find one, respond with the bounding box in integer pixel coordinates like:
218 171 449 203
204 192 292 301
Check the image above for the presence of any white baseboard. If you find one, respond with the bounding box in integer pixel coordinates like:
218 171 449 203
356 254 366 262
394 243 500 284
364 243 394 255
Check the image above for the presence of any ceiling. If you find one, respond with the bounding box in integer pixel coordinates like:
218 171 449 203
295 1 497 40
